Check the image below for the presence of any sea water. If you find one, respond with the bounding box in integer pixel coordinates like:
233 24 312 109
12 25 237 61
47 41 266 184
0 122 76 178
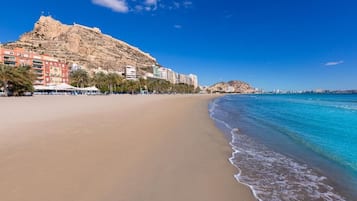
209 94 357 201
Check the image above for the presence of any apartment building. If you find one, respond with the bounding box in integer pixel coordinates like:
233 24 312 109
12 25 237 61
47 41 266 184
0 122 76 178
188 74 198 89
0 47 69 85
166 68 177 84
125 65 137 80
151 64 198 87
178 74 188 84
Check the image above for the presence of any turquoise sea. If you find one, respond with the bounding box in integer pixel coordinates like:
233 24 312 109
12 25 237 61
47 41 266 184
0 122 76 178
209 94 357 201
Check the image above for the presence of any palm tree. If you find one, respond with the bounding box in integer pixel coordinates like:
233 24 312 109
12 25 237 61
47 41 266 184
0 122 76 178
0 64 35 96
91 72 108 93
11 66 36 96
106 73 123 94
70 69 89 88
0 64 16 96
126 80 140 94
138 77 147 93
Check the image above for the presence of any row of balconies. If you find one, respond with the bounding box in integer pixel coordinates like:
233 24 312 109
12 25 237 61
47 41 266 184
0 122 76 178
4 56 16 61
33 60 43 64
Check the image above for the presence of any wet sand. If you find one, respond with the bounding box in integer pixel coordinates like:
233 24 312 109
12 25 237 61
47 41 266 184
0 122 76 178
0 95 255 201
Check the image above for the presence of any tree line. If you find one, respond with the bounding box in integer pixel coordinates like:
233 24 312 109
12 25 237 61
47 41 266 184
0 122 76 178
0 64 35 96
70 69 199 94
0 65 199 96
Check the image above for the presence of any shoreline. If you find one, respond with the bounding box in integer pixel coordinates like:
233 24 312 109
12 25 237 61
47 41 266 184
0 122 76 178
209 97 262 201
0 95 256 201
210 94 353 201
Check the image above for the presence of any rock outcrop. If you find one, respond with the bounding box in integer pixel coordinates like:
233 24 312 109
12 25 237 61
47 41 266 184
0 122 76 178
208 80 256 93
3 16 157 74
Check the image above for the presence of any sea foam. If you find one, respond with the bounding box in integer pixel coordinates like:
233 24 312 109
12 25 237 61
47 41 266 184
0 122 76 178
209 96 350 201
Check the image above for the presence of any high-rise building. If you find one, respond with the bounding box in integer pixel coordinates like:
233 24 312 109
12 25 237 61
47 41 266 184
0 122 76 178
152 65 161 78
178 74 188 84
158 67 167 80
0 47 68 85
149 64 198 87
166 69 177 84
125 65 137 80
188 74 198 89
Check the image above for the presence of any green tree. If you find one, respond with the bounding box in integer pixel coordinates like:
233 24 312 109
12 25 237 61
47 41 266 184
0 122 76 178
138 77 147 93
0 64 15 96
107 73 123 94
90 72 123 93
11 66 36 96
0 64 35 96
146 78 158 93
158 80 171 93
91 72 108 93
172 83 194 94
125 80 140 94
70 69 90 88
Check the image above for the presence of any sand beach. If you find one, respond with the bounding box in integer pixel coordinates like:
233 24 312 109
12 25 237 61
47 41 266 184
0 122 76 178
0 95 255 201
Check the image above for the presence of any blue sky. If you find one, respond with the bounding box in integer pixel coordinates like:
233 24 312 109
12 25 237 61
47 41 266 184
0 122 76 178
0 0 357 90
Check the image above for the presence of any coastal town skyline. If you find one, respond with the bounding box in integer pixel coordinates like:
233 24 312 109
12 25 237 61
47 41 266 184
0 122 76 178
1 0 357 90
0 46 199 89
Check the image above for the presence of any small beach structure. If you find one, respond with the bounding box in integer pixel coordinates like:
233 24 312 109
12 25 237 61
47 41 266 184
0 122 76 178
34 83 100 95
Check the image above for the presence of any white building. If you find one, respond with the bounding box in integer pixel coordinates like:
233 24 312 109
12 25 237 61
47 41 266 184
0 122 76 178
188 74 198 89
151 64 198 87
178 74 188 84
166 69 177 84
125 66 137 80
152 65 174 82
152 65 161 78
156 67 166 80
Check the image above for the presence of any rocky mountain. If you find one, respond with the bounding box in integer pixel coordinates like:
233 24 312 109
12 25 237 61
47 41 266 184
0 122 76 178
208 80 256 93
3 16 157 74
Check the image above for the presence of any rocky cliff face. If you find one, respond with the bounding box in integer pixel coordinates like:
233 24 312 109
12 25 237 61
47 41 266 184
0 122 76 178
4 16 157 73
208 80 255 93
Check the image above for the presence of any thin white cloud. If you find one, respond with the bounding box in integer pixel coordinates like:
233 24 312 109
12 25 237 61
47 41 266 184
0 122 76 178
144 0 158 11
174 24 182 29
182 1 193 8
135 5 144 11
92 0 129 13
325 60 344 66
92 0 192 13
145 0 157 5
170 1 192 9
